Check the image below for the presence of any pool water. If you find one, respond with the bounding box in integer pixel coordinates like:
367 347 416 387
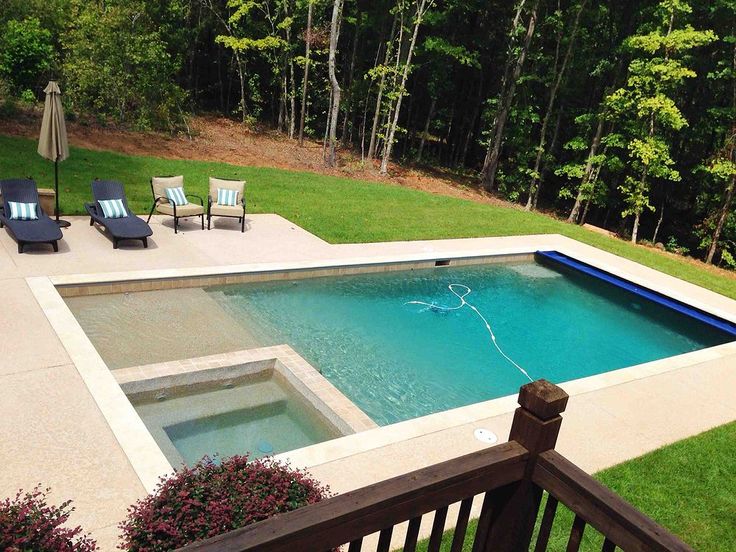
132 377 341 466
207 261 731 425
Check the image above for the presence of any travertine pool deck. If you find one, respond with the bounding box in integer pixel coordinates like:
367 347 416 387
1 214 735 551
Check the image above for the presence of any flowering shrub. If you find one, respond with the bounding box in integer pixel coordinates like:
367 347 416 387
119 455 330 551
0 486 98 551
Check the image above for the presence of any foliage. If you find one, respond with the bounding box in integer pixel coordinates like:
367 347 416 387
118 455 330 551
0 486 98 552
61 0 186 130
0 17 54 94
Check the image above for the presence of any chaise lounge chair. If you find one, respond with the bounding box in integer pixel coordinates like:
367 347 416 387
207 177 247 232
147 175 204 234
85 180 153 249
0 179 63 253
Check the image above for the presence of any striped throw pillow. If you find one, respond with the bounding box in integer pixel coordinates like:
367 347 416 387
217 188 238 206
8 201 38 221
99 198 128 218
165 186 188 206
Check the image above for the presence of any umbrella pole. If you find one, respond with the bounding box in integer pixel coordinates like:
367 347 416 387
54 157 71 227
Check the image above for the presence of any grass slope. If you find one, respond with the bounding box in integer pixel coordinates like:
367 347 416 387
415 422 736 552
1 134 734 299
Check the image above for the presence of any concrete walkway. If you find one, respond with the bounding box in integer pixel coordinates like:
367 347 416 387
1 214 734 550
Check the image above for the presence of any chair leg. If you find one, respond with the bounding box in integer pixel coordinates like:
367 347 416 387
241 215 245 233
201 214 205 230
113 238 119 249
18 242 23 254
174 217 178 234
207 214 211 230
89 217 94 226
142 237 148 248
52 241 58 252
146 203 156 223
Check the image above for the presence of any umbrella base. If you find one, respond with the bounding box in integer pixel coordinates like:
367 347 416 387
55 219 71 228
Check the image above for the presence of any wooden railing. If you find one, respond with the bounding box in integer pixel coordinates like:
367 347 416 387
177 380 694 552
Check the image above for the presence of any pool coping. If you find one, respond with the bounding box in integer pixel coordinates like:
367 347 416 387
26 239 736 492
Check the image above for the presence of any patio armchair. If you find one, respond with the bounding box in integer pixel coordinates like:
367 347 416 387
0 178 63 253
207 177 246 232
147 175 204 233
85 180 153 249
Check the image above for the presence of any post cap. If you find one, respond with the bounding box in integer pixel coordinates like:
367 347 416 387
518 379 568 420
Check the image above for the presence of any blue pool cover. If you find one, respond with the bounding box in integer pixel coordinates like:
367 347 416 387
536 250 736 337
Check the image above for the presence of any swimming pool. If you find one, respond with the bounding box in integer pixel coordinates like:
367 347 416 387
66 255 733 428
204 259 732 425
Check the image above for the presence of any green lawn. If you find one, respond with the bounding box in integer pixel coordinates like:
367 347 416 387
1 134 734 300
414 422 736 552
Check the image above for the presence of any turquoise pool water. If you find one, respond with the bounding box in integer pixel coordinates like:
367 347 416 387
208 261 732 426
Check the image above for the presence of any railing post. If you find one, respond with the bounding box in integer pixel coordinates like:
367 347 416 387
479 379 569 552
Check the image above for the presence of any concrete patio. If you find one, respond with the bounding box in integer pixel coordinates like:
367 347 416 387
1 214 735 551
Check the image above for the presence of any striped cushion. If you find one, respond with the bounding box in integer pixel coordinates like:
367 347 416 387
217 188 238 206
98 198 128 218
8 201 38 221
165 186 188 206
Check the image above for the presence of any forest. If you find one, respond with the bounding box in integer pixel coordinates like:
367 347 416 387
1 0 734 267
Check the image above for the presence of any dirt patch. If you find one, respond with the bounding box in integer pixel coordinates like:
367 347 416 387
0 112 509 207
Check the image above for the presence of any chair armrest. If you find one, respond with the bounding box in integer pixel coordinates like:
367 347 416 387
84 202 98 216
186 194 204 206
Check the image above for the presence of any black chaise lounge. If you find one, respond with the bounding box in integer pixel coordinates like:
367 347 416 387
85 180 153 248
0 179 63 253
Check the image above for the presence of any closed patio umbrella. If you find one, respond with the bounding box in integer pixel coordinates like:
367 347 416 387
38 81 70 227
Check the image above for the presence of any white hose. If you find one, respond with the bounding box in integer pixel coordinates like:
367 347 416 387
406 284 534 383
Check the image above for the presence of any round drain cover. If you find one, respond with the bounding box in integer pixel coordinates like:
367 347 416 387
474 428 498 445
258 440 274 454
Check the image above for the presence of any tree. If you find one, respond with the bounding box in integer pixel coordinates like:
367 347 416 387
379 0 435 175
480 0 539 192
605 0 715 242
324 0 344 167
0 17 54 94
524 0 587 210
297 0 314 145
207 0 286 124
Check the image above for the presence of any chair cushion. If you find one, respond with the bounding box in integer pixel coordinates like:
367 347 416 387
99 198 128 218
156 202 204 217
165 186 188 206
209 203 244 217
217 188 239 206
8 201 38 221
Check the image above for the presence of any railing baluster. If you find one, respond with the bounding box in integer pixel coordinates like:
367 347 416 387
376 526 393 552
347 537 363 552
533 494 559 552
470 489 497 552
449 497 474 552
565 515 586 552
601 537 616 552
403 516 422 552
427 506 449 552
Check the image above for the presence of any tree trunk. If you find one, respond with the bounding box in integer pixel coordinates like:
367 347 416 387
652 200 665 243
480 0 539 191
325 0 344 167
631 212 640 243
416 96 436 162
236 55 247 123
707 174 735 264
342 24 360 141
568 114 605 222
368 14 398 160
526 0 586 210
380 0 433 175
298 0 314 146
